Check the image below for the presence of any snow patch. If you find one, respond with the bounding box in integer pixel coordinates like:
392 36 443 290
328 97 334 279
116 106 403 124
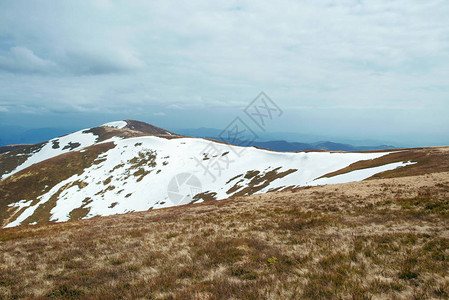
5 200 39 228
8 199 33 209
309 161 416 186
101 121 127 129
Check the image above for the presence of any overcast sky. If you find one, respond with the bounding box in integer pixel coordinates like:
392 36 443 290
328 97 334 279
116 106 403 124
0 0 448 146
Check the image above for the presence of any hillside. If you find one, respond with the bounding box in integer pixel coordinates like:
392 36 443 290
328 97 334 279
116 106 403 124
0 121 448 298
0 170 448 299
0 120 428 228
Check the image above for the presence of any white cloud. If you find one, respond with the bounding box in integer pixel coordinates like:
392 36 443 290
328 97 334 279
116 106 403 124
166 104 185 110
0 47 57 74
0 0 448 143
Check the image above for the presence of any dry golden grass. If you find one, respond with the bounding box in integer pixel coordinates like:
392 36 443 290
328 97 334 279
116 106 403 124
319 146 449 179
0 171 448 299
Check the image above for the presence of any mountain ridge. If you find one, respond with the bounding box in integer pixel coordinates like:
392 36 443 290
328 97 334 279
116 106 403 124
1 120 445 228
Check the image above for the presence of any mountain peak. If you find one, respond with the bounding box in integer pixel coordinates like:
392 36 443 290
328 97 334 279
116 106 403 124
100 120 175 136
101 121 128 129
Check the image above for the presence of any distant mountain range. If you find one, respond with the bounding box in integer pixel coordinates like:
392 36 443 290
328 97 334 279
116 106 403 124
172 128 397 152
245 140 396 152
174 127 395 146
0 126 75 146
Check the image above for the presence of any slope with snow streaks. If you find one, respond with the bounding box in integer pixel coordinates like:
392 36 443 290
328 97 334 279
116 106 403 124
0 130 99 180
309 161 416 186
0 125 114 180
0 120 173 180
3 135 411 228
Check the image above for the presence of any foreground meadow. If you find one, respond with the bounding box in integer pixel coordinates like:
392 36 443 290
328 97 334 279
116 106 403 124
1 172 448 299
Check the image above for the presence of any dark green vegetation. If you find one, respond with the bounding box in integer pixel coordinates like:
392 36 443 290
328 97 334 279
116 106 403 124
0 170 448 299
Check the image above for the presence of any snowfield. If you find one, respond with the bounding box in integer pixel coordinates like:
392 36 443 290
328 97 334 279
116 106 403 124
3 132 413 228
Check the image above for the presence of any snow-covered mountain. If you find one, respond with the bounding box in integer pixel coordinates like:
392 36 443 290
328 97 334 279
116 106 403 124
0 120 414 228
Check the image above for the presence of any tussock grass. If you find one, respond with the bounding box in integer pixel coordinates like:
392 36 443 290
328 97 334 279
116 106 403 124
0 172 448 299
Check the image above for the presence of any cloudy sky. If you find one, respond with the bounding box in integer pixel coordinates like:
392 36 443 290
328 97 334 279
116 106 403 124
0 0 448 146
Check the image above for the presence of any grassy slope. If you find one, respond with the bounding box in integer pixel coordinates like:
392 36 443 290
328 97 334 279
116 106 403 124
0 143 46 179
0 171 448 299
0 142 116 227
318 146 449 180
